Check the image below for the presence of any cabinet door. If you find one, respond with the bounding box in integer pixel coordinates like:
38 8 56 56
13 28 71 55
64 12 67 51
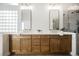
20 36 31 53
50 38 60 53
41 35 49 53
21 38 31 52
12 38 20 53
50 35 60 53
60 35 72 53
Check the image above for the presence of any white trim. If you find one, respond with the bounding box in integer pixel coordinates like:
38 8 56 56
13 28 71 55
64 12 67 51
70 33 77 56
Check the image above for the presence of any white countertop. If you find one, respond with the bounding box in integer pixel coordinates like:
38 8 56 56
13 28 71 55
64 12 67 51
3 30 74 35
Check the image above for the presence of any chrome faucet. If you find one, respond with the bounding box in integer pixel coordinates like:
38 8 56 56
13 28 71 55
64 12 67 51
37 29 42 32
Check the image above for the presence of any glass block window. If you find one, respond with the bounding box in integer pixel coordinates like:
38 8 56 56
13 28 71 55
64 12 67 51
0 10 18 33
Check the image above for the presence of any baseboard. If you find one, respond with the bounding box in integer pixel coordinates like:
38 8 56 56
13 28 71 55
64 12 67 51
0 52 3 56
3 52 10 56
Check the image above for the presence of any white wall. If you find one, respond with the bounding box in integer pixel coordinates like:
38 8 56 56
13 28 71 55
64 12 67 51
59 8 63 30
0 34 3 56
3 34 9 56
20 3 64 32
0 34 9 56
32 3 49 32
71 33 77 56
63 10 78 32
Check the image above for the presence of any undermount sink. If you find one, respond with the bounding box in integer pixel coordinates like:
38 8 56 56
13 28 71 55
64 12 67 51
20 30 62 35
20 29 72 35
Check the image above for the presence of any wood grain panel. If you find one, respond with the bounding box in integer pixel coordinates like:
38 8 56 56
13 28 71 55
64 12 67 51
20 38 31 52
60 35 71 39
49 35 59 38
50 38 60 53
41 46 49 53
40 35 49 38
32 46 40 53
32 35 40 38
32 38 40 46
20 35 31 38
11 35 72 55
60 37 72 53
12 38 20 52
41 38 49 46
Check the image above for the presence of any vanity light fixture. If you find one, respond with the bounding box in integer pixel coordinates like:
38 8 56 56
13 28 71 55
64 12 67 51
48 4 62 10
67 5 79 10
20 4 32 10
22 22 25 31
9 3 18 5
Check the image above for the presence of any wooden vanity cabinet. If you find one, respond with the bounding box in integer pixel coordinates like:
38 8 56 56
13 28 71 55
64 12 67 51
50 35 72 53
11 35 72 55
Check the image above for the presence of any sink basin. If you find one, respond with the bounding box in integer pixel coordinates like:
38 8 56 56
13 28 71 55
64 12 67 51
20 30 72 35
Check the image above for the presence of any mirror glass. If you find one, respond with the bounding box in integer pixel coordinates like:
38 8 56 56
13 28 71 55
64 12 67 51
49 9 59 30
20 4 32 31
21 9 31 30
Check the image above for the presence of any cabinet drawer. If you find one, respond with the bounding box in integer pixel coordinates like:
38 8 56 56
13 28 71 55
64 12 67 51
49 35 59 38
20 38 31 45
41 39 49 46
20 35 31 38
12 35 31 38
32 38 40 43
21 45 31 52
59 35 71 39
12 35 20 38
32 42 40 46
41 43 49 46
41 38 49 42
40 35 49 38
32 35 40 38
32 46 40 52
32 38 40 46
41 46 49 52
20 38 31 40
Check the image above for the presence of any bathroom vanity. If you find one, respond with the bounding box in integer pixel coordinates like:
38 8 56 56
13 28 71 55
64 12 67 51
10 32 72 55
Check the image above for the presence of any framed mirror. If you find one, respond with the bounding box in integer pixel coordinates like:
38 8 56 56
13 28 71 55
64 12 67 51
49 9 60 30
20 3 32 31
21 9 32 30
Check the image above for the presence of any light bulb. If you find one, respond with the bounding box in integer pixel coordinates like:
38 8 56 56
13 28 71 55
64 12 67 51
48 5 62 10
20 5 32 10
